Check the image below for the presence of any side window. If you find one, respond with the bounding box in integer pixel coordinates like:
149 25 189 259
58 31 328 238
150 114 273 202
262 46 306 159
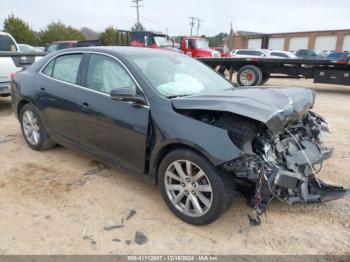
187 40 194 49
307 50 315 56
272 52 286 58
239 51 250 55
52 54 83 84
47 44 58 53
86 54 136 94
42 59 55 76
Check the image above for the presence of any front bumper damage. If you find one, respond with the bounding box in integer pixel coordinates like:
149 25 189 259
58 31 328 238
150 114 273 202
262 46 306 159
223 111 350 225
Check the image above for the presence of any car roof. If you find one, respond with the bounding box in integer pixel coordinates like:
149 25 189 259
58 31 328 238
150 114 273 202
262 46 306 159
271 51 290 53
235 49 263 51
28 46 181 74
68 46 182 58
51 40 77 44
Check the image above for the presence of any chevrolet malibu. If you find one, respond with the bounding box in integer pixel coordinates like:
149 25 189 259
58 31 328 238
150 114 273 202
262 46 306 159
11 47 349 225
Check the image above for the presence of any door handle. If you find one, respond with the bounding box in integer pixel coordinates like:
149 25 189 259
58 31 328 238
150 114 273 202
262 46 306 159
80 102 90 112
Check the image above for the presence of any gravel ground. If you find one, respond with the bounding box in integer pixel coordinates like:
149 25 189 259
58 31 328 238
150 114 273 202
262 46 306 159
0 78 349 255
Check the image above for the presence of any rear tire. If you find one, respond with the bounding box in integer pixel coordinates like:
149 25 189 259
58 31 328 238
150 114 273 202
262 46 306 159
237 65 262 86
158 148 234 225
20 103 55 151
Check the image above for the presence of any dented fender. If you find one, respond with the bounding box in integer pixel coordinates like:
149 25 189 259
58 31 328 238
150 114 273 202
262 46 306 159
148 101 244 179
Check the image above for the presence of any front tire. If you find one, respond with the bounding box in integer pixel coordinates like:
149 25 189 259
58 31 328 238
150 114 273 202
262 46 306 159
158 149 234 225
20 103 55 151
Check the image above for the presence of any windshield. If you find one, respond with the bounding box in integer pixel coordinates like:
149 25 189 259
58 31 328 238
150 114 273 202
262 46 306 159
132 55 233 98
195 39 209 49
0 35 17 51
154 36 172 47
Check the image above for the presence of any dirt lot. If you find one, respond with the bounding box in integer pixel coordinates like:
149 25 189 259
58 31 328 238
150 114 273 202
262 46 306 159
0 78 349 255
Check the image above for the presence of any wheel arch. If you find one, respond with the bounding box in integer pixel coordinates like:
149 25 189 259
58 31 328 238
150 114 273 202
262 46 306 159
17 99 30 119
149 142 215 185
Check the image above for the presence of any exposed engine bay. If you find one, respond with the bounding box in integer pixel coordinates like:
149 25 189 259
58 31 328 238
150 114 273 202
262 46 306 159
181 109 350 225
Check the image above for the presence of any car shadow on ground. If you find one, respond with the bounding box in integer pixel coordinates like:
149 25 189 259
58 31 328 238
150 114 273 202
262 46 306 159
0 97 13 115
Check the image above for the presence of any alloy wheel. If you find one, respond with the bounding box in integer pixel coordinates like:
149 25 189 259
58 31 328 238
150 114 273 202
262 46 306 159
240 70 256 85
164 160 213 217
22 109 41 145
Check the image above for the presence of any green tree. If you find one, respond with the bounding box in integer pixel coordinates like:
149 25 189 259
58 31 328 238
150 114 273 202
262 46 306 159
131 22 145 32
39 22 85 44
99 26 117 46
207 32 228 47
3 14 38 45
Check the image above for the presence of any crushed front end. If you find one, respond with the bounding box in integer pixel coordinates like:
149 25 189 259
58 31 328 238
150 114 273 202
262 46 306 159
222 111 350 224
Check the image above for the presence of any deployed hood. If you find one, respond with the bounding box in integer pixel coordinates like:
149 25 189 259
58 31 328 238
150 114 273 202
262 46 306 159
172 87 316 133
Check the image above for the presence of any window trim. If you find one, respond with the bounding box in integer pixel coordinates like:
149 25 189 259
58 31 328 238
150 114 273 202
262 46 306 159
51 53 83 84
39 51 149 107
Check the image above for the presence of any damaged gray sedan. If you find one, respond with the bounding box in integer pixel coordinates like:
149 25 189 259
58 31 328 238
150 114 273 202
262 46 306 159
11 47 349 225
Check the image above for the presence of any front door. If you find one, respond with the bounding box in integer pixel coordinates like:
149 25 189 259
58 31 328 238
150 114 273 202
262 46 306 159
76 53 149 174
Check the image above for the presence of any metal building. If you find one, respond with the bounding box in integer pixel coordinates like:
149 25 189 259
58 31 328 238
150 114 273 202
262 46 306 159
224 29 350 52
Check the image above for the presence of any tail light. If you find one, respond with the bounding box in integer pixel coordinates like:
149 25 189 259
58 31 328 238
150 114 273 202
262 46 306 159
336 60 347 64
11 72 17 81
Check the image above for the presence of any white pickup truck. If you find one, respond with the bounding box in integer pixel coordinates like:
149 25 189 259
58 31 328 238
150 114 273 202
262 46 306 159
0 32 45 97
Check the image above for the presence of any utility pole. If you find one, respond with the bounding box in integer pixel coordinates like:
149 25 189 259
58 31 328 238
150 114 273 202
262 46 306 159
131 0 143 27
189 17 198 36
196 19 203 36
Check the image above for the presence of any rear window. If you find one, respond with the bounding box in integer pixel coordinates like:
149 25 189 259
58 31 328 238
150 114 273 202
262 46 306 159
42 59 55 77
47 44 58 53
51 54 83 84
0 34 17 51
57 43 70 50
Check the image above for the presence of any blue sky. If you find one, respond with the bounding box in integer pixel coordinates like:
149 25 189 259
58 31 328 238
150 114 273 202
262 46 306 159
0 0 349 36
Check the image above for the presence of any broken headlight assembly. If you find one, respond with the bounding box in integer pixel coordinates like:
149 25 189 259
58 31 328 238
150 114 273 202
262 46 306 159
223 111 349 225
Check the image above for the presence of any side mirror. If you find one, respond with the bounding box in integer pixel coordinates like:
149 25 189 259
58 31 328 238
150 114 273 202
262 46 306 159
110 88 146 105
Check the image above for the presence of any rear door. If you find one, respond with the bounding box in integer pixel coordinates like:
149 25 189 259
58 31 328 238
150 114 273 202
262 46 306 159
38 53 84 145
76 53 149 174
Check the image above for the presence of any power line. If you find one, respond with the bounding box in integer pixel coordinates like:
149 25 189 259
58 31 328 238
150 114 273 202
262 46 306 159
196 19 203 36
131 0 144 26
189 17 198 36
